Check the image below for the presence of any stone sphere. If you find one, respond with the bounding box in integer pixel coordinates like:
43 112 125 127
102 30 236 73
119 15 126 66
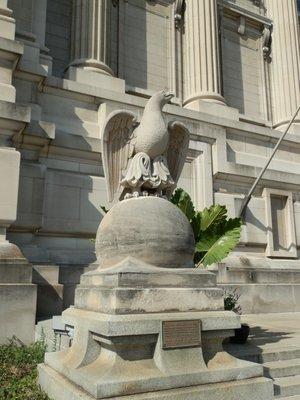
96 196 195 269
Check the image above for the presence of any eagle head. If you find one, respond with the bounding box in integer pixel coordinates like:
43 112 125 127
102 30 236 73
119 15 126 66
150 90 174 109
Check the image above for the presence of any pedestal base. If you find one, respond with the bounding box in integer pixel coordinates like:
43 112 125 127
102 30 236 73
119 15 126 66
38 210 273 400
39 303 272 399
39 364 273 400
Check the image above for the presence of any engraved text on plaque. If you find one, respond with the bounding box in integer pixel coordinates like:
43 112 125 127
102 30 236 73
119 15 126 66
162 320 201 349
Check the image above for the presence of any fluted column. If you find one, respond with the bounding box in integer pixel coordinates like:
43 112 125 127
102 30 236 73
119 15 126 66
266 0 300 131
183 0 225 109
68 0 113 76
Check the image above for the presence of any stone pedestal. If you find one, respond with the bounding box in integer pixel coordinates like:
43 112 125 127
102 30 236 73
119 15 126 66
39 197 273 399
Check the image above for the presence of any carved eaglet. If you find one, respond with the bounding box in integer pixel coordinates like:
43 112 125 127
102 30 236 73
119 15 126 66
102 90 190 203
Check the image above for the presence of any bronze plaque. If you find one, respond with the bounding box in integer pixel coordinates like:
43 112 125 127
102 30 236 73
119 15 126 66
162 320 201 349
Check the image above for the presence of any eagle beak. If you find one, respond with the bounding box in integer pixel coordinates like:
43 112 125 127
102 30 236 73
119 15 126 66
165 93 174 103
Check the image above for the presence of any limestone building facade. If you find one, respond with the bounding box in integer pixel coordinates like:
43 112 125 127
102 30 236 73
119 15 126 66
1 0 300 322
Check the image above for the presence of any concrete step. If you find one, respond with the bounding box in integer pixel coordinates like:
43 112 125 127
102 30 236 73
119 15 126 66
274 375 300 397
264 358 300 378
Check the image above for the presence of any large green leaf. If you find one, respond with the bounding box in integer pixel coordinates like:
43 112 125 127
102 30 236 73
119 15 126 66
196 224 242 267
200 204 227 232
170 188 183 205
172 188 242 267
171 188 195 221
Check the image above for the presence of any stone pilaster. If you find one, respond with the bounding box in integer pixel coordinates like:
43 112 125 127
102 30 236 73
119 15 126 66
0 0 15 40
32 0 47 49
68 0 113 76
0 1 36 345
266 0 300 132
8 0 51 78
0 1 19 102
183 0 226 109
8 0 48 46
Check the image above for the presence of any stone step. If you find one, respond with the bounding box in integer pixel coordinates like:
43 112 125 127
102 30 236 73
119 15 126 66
274 375 300 397
278 396 300 400
264 358 300 379
226 344 300 364
263 349 300 363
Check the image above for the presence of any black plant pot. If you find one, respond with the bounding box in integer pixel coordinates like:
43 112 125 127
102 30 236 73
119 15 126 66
230 323 250 344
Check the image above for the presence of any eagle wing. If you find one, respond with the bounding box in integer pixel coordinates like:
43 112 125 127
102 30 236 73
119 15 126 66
167 121 190 185
102 110 138 203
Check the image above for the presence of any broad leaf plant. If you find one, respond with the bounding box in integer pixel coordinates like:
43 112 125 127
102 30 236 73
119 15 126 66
171 188 242 267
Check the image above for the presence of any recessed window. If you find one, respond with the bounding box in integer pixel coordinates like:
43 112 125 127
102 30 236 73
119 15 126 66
264 189 297 258
270 195 288 252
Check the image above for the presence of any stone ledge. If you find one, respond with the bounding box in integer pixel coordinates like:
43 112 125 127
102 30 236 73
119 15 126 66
43 75 300 146
0 36 23 58
0 100 30 124
82 258 216 288
62 308 241 335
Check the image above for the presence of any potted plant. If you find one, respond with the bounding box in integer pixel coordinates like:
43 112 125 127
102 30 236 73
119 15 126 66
223 289 250 344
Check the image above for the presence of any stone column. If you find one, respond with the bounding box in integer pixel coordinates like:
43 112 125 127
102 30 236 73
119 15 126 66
183 0 226 110
266 0 300 131
68 0 113 76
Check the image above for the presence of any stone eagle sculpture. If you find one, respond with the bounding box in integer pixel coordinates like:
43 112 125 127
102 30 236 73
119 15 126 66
102 90 189 203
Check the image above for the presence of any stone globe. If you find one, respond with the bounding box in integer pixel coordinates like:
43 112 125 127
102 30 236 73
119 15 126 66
96 196 195 269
